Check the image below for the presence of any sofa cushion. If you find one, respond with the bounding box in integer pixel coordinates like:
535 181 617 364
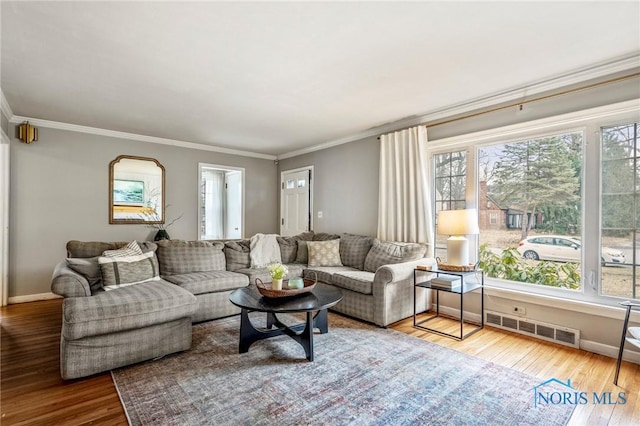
62 280 197 341
307 239 343 267
98 251 161 290
156 240 225 275
363 240 426 273
162 271 249 295
235 264 304 285
303 266 359 285
224 240 251 271
66 240 157 258
339 234 374 270
332 271 375 295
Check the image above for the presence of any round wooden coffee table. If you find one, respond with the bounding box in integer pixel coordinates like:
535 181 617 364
229 283 343 361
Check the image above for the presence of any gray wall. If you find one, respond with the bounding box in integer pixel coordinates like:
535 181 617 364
9 127 277 297
278 136 379 236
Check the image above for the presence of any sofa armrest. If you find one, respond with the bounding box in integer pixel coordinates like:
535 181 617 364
371 257 436 326
373 257 436 288
51 261 92 298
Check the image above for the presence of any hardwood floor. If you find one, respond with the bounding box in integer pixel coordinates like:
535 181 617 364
1 300 638 425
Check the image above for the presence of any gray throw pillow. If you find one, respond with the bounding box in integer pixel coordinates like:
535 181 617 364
339 234 374 270
313 232 341 241
66 256 102 293
363 239 426 273
224 240 251 271
295 240 309 264
276 236 298 264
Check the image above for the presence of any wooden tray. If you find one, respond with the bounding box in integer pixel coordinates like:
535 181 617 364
255 273 317 298
437 262 478 272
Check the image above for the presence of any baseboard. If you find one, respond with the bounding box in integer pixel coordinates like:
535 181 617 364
8 292 62 304
581 339 640 364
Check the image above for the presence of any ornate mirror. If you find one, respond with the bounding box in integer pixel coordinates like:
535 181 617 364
109 155 165 224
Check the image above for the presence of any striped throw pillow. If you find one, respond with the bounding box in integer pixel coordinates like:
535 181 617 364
98 251 160 291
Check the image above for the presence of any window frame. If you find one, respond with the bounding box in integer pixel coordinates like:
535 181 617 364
427 99 640 307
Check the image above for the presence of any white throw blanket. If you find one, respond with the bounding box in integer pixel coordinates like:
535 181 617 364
250 233 282 268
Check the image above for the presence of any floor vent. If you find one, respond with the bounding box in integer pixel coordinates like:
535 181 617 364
485 311 580 348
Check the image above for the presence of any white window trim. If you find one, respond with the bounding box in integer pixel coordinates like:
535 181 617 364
427 99 640 307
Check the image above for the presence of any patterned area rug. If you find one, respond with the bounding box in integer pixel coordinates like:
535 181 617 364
112 313 574 425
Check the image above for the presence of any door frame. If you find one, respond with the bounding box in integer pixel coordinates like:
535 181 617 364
280 165 314 235
198 163 245 240
1 128 9 306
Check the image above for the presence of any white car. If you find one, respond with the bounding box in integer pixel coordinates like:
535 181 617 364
517 235 626 264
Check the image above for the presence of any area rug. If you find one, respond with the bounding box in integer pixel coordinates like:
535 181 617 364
112 313 575 425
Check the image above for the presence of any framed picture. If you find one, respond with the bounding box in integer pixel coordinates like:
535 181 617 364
113 179 145 206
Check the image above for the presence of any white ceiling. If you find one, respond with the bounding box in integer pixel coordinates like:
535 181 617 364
2 1 639 157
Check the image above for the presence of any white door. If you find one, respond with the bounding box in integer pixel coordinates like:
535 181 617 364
280 168 312 236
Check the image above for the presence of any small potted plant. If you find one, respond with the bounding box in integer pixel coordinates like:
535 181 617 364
267 263 289 290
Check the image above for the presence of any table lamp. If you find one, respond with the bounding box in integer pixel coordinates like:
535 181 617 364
437 208 479 266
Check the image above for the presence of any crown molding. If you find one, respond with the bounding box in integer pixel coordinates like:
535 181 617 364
8 115 277 160
277 52 640 160
1 90 13 121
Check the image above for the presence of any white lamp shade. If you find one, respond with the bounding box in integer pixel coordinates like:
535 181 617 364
437 208 479 236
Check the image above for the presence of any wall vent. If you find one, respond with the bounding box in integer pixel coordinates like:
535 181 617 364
485 311 580 348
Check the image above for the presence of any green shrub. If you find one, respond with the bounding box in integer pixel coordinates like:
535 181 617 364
478 243 580 289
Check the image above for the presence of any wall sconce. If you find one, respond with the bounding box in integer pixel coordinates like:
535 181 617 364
18 121 38 144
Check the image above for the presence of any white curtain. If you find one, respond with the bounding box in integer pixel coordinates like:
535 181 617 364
377 126 434 256
202 169 225 239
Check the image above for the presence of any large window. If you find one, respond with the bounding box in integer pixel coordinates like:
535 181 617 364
477 132 583 291
429 100 640 304
601 122 639 299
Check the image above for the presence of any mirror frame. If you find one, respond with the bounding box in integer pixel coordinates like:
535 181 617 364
109 155 166 225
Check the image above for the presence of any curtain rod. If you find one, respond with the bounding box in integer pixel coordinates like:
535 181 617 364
377 72 640 139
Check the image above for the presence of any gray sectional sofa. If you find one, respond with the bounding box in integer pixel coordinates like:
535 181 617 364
51 232 434 379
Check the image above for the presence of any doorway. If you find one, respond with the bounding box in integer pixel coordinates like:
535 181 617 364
280 166 313 236
198 164 244 240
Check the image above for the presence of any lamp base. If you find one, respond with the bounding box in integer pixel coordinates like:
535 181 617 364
446 236 469 266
